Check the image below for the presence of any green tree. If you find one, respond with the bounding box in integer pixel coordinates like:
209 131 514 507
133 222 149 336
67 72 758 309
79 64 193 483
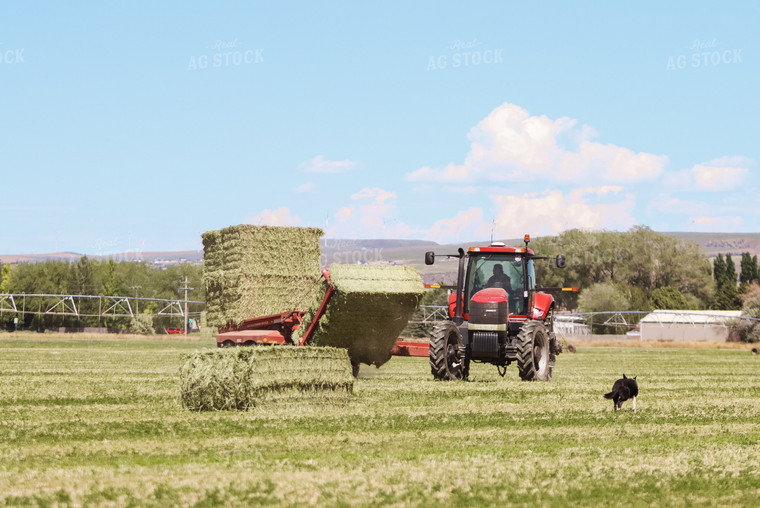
67 256 101 327
533 227 713 310
618 226 660 293
713 253 727 289
578 282 630 334
715 282 742 310
655 237 713 307
68 256 96 295
620 285 652 313
740 253 754 284
578 282 630 313
102 259 119 296
725 254 737 286
130 313 154 335
650 286 688 310
1 257 204 331
530 234 578 309
728 283 760 343
0 263 11 293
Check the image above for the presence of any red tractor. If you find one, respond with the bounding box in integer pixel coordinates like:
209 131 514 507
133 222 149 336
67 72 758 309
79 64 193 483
424 235 572 381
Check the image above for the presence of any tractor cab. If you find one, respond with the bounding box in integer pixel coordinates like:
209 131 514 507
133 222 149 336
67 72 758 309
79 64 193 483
465 245 534 317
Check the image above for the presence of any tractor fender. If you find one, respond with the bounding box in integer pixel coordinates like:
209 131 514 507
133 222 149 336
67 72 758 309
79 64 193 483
530 292 555 320
447 293 469 321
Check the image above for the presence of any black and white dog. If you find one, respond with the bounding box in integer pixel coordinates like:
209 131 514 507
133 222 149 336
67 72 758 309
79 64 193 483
604 374 638 411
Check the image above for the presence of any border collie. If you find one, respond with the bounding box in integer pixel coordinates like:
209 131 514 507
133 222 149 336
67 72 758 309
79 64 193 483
604 374 638 411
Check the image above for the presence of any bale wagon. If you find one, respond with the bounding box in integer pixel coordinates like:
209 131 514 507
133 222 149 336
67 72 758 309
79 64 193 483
215 266 424 377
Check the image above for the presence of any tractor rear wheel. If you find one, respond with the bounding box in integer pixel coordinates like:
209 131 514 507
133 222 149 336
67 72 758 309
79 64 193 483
429 321 463 380
516 321 552 381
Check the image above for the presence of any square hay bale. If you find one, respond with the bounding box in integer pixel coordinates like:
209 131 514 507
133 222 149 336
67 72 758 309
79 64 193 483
202 225 324 331
179 346 353 411
294 264 424 367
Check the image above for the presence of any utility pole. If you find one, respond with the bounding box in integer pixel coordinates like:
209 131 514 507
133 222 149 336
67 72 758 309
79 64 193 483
181 277 193 334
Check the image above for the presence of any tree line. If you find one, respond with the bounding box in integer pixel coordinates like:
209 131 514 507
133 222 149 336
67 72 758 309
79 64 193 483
712 252 760 310
404 227 760 340
713 252 760 343
0 257 204 333
531 226 715 313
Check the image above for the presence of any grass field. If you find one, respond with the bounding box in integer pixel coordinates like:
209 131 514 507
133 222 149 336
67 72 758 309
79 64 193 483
1 333 759 507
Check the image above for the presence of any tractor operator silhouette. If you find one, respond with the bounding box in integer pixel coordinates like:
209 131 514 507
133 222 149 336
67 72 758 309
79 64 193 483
486 263 512 292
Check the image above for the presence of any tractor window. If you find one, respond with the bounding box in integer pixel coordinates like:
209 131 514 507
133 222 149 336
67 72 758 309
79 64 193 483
467 254 525 315
526 259 536 291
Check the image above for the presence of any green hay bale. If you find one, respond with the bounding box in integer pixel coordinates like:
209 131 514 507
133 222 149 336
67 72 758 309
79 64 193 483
294 265 424 367
202 225 324 331
179 346 353 411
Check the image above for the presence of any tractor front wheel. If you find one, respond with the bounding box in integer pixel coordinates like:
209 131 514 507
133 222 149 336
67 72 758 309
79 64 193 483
429 321 463 380
516 321 552 381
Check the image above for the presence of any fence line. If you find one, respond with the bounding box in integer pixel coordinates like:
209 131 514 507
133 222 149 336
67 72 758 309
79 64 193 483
405 306 759 331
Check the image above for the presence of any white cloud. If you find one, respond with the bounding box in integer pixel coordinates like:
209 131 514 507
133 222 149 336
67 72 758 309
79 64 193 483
418 188 635 243
647 196 710 216
298 155 357 174
647 195 754 231
326 188 412 239
664 156 752 192
569 185 624 197
689 215 744 231
336 207 353 220
295 182 315 193
423 207 491 243
559 142 666 182
351 187 396 204
249 207 301 226
404 102 667 184
691 157 750 191
443 184 482 195
490 189 636 238
405 163 468 182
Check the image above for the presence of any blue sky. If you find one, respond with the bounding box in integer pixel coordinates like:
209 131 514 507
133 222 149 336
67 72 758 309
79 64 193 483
1 1 758 255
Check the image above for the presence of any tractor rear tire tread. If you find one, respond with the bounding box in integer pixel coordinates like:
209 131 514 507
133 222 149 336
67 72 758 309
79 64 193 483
429 321 462 381
516 320 552 381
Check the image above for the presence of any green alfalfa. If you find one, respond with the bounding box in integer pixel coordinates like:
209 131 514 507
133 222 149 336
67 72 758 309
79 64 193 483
179 348 253 411
202 225 324 331
179 346 353 411
293 264 424 367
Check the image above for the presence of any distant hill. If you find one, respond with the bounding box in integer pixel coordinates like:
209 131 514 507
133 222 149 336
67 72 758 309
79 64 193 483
0 252 84 263
663 232 760 258
321 239 437 249
2 233 758 274
0 251 204 265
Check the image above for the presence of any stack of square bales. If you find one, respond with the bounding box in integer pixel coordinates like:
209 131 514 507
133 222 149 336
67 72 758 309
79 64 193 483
202 225 324 331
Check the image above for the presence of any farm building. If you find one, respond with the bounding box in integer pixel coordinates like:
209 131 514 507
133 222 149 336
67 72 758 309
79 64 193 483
639 310 743 342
